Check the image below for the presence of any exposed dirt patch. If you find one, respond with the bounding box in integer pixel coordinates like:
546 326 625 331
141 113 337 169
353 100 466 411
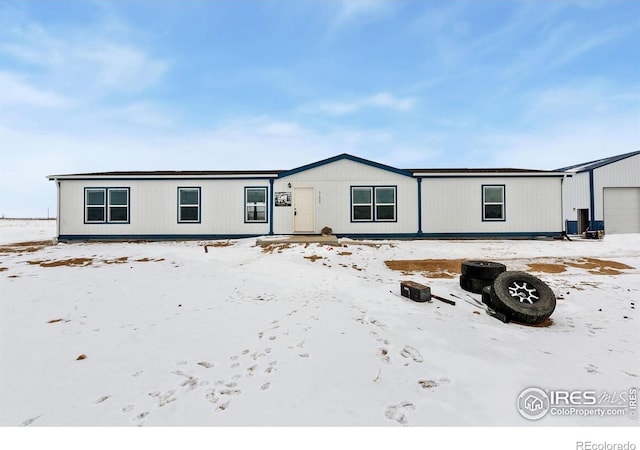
25 256 167 267
261 243 292 254
206 241 234 247
47 318 63 324
304 255 324 262
384 259 465 279
527 263 566 274
0 267 7 272
0 240 53 254
565 258 634 275
386 257 634 278
102 256 128 264
28 258 93 267
338 251 352 256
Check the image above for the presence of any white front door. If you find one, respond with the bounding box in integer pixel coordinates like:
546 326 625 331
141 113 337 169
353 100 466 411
294 187 315 233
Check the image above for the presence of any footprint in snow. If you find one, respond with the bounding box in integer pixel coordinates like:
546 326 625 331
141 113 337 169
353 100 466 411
377 348 391 364
385 402 415 425
216 401 231 412
20 415 43 426
95 395 110 404
400 345 423 363
197 361 214 369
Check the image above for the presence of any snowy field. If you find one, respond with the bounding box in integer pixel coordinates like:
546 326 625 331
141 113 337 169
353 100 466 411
1 219 638 447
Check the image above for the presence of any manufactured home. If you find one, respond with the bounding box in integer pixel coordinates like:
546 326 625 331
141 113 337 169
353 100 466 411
558 150 640 235
47 154 567 241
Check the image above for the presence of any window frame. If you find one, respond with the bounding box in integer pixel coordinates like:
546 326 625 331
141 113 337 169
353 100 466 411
244 186 268 224
482 184 506 222
84 187 130 224
350 185 397 222
177 187 201 224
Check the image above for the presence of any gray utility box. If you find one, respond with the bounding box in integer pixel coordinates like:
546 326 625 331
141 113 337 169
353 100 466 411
400 281 431 302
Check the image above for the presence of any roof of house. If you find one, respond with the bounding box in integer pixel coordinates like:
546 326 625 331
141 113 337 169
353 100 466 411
47 153 566 180
555 150 640 173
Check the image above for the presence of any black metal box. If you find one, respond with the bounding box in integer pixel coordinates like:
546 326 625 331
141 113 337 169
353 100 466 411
400 281 431 302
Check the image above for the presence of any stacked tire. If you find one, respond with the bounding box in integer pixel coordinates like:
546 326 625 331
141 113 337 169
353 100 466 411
460 261 506 294
461 261 556 325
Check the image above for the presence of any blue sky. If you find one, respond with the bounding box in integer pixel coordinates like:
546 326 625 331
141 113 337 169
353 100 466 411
1 0 639 217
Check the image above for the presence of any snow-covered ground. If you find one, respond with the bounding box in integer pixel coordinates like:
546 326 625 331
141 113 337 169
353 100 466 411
1 220 638 445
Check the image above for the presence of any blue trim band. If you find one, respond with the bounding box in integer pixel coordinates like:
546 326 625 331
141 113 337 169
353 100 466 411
417 177 422 235
335 231 563 239
588 169 596 229
57 234 264 241
269 179 274 235
58 230 563 241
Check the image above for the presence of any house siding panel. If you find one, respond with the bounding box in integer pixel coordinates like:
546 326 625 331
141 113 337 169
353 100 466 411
273 159 417 235
422 177 562 234
58 179 271 238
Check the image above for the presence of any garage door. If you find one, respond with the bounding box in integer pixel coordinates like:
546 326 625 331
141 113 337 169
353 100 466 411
604 187 640 234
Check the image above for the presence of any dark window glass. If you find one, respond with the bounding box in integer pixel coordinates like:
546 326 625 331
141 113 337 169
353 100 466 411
87 207 105 222
485 204 503 219
353 205 372 220
353 188 372 204
376 205 395 220
87 190 105 205
180 206 199 221
109 189 128 206
484 187 504 203
180 189 199 205
109 207 128 222
375 187 395 204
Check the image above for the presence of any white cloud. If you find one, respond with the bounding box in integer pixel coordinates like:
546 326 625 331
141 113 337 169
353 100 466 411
0 14 169 96
0 72 72 108
75 42 168 92
327 0 395 34
310 92 416 115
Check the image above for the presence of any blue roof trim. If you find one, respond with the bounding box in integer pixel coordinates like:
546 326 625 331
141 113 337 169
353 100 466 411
51 176 276 181
556 150 640 173
278 153 414 179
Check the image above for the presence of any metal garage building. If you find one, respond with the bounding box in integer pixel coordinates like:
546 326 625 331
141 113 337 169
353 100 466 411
559 150 640 235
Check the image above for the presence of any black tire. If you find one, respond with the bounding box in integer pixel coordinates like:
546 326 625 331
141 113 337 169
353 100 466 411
490 271 556 324
461 260 507 280
460 275 492 294
481 285 498 309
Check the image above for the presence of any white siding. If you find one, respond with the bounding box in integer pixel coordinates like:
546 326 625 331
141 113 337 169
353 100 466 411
272 159 418 235
58 179 271 237
562 172 590 224
422 177 563 234
594 153 640 221
561 153 640 230
603 188 640 234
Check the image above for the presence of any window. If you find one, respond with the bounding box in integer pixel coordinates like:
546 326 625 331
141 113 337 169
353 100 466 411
85 188 129 223
86 189 106 222
178 187 201 223
352 187 373 221
483 185 505 221
245 187 267 223
351 186 397 222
